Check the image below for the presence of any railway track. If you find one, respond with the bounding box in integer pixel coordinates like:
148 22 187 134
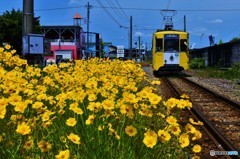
159 75 240 159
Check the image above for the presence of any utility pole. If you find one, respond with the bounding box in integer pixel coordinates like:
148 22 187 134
138 36 141 62
129 16 132 60
22 0 34 63
86 2 92 58
184 15 186 32
23 0 34 37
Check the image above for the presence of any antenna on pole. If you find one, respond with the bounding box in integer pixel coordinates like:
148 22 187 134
160 9 177 30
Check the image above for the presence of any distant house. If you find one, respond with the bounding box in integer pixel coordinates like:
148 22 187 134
108 45 117 59
41 25 85 65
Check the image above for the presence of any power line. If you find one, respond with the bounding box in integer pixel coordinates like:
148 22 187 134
95 0 122 26
115 0 129 19
29 6 240 13
34 6 85 12
106 0 128 22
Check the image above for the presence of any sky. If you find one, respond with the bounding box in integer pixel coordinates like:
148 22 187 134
1 0 240 49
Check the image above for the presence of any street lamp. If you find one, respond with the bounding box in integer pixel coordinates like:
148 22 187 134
119 25 130 48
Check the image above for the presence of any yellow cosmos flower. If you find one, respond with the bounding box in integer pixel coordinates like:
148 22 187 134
192 144 201 153
185 123 196 134
67 133 80 144
23 140 34 150
4 44 11 50
88 93 97 102
177 99 192 109
0 47 4 52
70 102 78 109
148 94 162 105
166 116 177 125
189 118 203 126
169 125 181 136
191 156 200 159
85 115 95 125
192 130 202 141
16 122 31 135
55 149 70 159
164 98 178 109
180 94 189 99
41 110 54 122
143 130 158 148
69 103 84 115
66 118 77 127
137 89 149 99
158 130 171 143
0 107 6 119
11 49 16 54
38 140 52 152
32 101 43 109
179 133 190 148
74 107 84 115
87 102 101 112
85 79 98 89
102 99 115 110
124 93 139 104
151 80 161 85
125 125 137 137
14 101 28 113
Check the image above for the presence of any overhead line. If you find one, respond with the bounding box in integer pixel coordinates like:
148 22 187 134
30 5 240 12
35 5 85 11
115 0 129 19
106 0 128 22
95 0 122 26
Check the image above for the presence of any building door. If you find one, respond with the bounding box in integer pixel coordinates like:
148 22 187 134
55 50 72 63
56 55 63 64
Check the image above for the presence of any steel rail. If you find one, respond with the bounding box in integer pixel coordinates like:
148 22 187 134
163 76 240 159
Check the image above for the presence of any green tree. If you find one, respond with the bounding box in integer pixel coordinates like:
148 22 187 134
0 9 41 55
218 39 223 44
230 36 240 42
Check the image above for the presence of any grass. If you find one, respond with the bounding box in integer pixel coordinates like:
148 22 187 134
190 67 240 81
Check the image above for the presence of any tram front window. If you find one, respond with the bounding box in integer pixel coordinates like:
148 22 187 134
164 39 179 52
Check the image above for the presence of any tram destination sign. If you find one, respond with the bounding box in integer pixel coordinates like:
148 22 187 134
164 34 179 39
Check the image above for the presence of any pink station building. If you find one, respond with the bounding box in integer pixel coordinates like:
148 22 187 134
41 13 86 65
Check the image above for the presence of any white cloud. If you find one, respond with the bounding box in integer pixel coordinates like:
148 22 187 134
208 19 223 23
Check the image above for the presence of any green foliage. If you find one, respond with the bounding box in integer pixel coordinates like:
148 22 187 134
189 58 205 69
230 36 240 42
0 9 41 55
218 39 223 44
194 63 240 80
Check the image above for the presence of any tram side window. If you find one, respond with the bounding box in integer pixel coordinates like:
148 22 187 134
180 39 188 52
156 38 163 51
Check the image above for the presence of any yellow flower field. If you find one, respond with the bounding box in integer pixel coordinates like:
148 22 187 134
0 44 202 159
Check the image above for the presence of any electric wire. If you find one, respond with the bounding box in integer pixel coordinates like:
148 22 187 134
106 0 129 22
95 0 122 26
115 0 129 19
34 5 85 11
31 6 240 12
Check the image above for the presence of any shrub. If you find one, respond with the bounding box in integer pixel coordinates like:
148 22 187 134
189 58 206 69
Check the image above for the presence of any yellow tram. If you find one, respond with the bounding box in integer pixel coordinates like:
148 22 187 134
152 29 189 76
